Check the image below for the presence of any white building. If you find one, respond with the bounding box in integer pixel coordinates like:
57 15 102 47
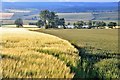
65 25 74 29
58 25 74 29
81 25 90 28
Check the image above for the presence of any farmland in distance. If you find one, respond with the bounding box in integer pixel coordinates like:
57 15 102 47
1 12 118 25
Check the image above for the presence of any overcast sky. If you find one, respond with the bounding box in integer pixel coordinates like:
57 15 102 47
2 0 120 2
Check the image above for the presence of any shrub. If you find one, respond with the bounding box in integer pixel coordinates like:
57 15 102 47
14 18 23 28
94 59 120 79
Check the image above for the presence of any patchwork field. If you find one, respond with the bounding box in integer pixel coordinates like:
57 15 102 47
57 13 94 21
26 12 118 22
93 12 118 20
2 12 117 25
0 13 14 19
1 28 80 78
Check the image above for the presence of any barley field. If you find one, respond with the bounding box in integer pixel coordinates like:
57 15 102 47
1 28 80 78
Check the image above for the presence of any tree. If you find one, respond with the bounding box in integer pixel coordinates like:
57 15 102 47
108 22 117 28
73 23 76 26
15 18 23 28
29 22 37 25
48 13 58 28
101 21 106 27
96 21 106 28
73 23 77 28
76 21 84 29
88 20 92 27
36 20 44 28
0 21 2 27
39 10 50 25
39 10 66 29
67 22 71 25
94 21 106 28
39 10 57 29
92 21 96 27
58 18 66 29
95 21 100 27
54 16 60 28
49 11 56 22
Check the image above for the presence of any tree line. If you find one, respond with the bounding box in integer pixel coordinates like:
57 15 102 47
14 10 118 29
73 20 117 29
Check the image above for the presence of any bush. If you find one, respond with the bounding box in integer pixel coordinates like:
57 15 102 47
45 24 49 29
36 20 44 28
29 22 37 25
94 59 120 79
108 22 117 28
14 18 23 28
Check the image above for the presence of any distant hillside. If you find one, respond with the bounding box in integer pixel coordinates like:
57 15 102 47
2 2 118 13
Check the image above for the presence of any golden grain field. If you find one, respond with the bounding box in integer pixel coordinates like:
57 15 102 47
0 28 80 78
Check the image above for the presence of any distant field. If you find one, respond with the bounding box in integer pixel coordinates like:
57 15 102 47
57 12 118 23
36 29 119 54
93 12 118 20
0 13 14 19
57 12 118 21
57 13 94 21
2 25 38 28
2 20 38 25
2 12 118 25
27 12 117 22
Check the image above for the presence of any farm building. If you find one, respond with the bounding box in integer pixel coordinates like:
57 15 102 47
105 26 110 29
113 26 120 29
105 26 120 29
58 25 74 29
65 25 74 28
58 25 64 28
81 25 90 28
